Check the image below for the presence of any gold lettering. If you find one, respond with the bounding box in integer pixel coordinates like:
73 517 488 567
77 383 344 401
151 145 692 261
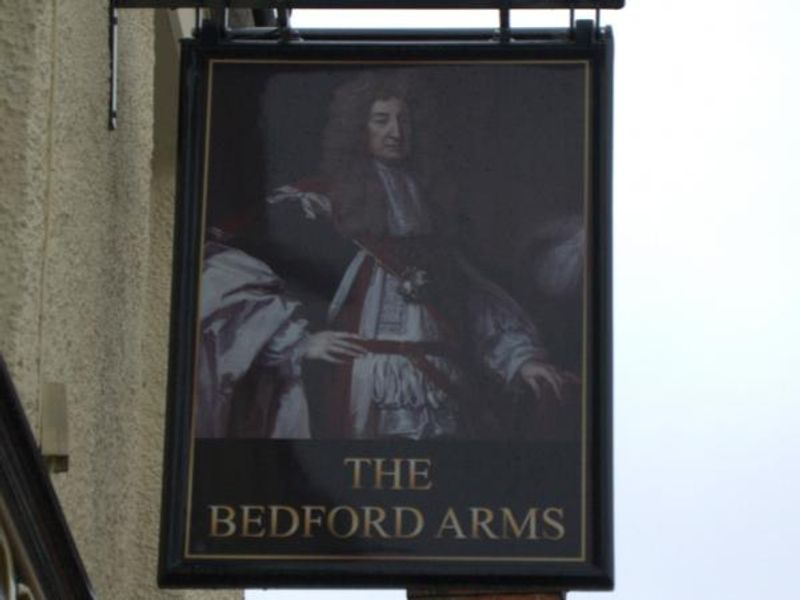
470 507 499 539
269 505 300 538
343 458 371 490
344 457 434 490
326 506 360 539
373 458 403 490
500 507 539 539
394 506 425 539
209 505 236 538
408 459 433 490
302 505 326 538
362 506 391 538
240 505 266 538
543 507 566 540
435 508 467 539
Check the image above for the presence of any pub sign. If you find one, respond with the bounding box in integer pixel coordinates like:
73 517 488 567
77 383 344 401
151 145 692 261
159 24 613 590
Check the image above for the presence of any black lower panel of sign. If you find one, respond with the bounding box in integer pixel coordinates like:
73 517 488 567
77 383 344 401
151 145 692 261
189 440 584 560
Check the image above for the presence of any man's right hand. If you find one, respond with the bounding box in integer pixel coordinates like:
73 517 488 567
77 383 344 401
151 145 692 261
303 331 367 365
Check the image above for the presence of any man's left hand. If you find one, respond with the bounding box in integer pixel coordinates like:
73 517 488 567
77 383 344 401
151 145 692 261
518 360 563 403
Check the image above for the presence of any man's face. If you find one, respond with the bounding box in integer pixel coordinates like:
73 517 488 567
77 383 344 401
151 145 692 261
367 97 410 163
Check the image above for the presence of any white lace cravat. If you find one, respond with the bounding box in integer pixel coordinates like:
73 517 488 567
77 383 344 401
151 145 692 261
374 161 432 236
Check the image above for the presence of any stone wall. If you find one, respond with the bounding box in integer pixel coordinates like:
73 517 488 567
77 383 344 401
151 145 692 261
0 2 240 598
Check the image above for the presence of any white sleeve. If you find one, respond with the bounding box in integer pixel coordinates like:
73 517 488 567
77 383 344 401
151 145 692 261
195 242 308 437
462 257 548 385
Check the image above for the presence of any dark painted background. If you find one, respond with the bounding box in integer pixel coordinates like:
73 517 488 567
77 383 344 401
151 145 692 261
205 62 586 368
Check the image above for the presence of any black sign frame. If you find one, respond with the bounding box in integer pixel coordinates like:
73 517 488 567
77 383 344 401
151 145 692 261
160 24 613 590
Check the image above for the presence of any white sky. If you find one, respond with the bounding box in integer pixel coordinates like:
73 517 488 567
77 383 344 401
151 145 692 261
248 2 800 598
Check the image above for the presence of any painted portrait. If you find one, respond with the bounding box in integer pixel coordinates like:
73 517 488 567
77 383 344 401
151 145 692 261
161 39 612 588
192 63 587 442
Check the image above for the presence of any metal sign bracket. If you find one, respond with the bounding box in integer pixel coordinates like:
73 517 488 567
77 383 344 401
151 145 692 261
106 3 607 127
109 2 119 130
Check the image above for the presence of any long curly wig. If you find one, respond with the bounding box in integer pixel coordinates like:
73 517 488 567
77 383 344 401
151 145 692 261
321 70 442 237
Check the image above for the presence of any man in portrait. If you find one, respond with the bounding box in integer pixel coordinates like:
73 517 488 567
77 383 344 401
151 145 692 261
195 70 571 440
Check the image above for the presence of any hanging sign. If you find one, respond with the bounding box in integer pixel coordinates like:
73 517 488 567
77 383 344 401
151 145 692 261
160 26 613 590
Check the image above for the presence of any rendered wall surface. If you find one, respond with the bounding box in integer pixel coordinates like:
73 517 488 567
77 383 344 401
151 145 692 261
0 2 240 598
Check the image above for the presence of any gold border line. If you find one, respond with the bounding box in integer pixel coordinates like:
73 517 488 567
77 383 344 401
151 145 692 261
182 59 216 560
206 59 590 65
580 56 593 564
186 553 588 563
183 57 592 565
